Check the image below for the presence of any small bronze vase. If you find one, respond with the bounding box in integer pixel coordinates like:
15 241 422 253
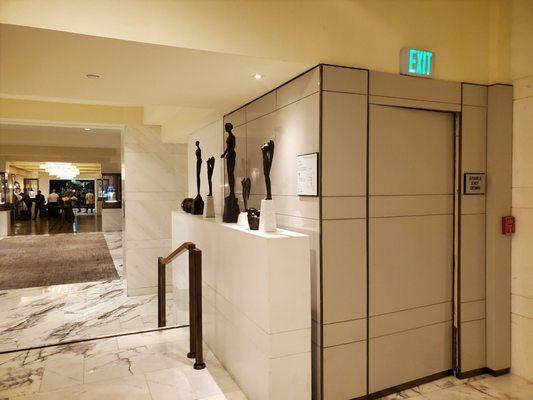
247 208 260 230
181 198 193 213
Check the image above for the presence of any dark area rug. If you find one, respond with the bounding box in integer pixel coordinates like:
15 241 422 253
0 233 119 290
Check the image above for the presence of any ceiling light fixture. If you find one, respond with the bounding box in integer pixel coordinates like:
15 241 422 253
39 162 80 180
86 74 100 79
84 128 92 131
253 74 263 80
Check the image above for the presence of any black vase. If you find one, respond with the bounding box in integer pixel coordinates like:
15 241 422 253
181 198 193 213
247 208 260 230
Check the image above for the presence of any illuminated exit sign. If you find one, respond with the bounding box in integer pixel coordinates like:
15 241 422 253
400 48 434 78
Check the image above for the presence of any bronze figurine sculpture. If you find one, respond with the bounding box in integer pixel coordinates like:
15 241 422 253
204 156 216 218
241 177 251 211
206 157 215 196
261 140 275 200
221 123 240 222
259 139 277 232
191 141 204 215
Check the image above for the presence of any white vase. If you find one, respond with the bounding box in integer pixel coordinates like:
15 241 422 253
237 211 248 226
204 195 215 218
259 199 277 232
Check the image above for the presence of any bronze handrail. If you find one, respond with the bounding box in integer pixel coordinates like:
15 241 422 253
159 241 195 264
158 242 205 370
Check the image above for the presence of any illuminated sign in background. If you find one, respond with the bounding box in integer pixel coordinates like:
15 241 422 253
400 48 434 78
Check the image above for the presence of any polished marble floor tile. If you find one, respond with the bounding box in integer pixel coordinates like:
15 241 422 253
0 232 177 352
0 328 247 400
378 373 533 400
1 327 532 399
9 213 103 236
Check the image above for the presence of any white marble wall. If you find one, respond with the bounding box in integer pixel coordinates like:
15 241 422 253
123 125 187 296
102 208 123 232
0 210 10 238
511 75 533 381
172 212 312 400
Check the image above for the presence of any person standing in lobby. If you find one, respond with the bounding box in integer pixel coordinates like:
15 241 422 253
85 190 95 213
21 191 33 220
70 191 79 213
61 191 75 223
47 189 59 218
76 191 83 212
33 190 45 220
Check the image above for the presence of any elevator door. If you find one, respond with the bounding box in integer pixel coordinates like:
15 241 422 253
369 105 454 394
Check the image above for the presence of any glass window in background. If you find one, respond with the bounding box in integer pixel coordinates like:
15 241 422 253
0 172 7 210
100 173 121 209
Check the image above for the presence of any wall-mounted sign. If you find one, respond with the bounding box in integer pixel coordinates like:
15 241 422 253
400 48 434 78
464 173 486 195
297 153 318 196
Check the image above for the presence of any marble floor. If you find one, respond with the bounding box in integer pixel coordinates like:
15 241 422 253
380 373 533 399
0 232 177 352
0 328 246 400
9 213 102 236
0 326 531 400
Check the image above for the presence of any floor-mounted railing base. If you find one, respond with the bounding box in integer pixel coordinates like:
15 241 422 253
158 243 205 370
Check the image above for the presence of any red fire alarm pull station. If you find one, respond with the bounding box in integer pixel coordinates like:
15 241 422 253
502 216 515 235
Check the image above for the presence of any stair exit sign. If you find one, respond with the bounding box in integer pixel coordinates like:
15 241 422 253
400 48 434 78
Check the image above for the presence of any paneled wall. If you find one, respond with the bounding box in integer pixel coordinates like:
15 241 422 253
214 65 513 399
321 66 368 400
123 125 187 296
223 67 321 398
460 84 488 373
320 69 503 398
485 85 513 374
511 76 533 381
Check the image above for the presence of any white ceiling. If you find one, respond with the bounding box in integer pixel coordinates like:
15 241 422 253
0 23 312 139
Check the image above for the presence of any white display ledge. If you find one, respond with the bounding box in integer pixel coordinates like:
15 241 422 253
171 211 311 400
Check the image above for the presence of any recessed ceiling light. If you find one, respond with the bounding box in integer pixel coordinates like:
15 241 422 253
86 74 100 79
84 128 92 131
253 74 263 80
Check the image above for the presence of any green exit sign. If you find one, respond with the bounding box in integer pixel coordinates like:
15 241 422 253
400 48 434 78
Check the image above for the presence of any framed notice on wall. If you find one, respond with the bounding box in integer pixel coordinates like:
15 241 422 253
297 153 319 196
464 173 486 195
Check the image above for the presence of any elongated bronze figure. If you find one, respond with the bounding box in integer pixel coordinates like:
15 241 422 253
191 141 204 215
221 123 237 196
221 123 239 222
195 141 202 196
261 140 275 200
206 157 215 196
241 177 251 210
